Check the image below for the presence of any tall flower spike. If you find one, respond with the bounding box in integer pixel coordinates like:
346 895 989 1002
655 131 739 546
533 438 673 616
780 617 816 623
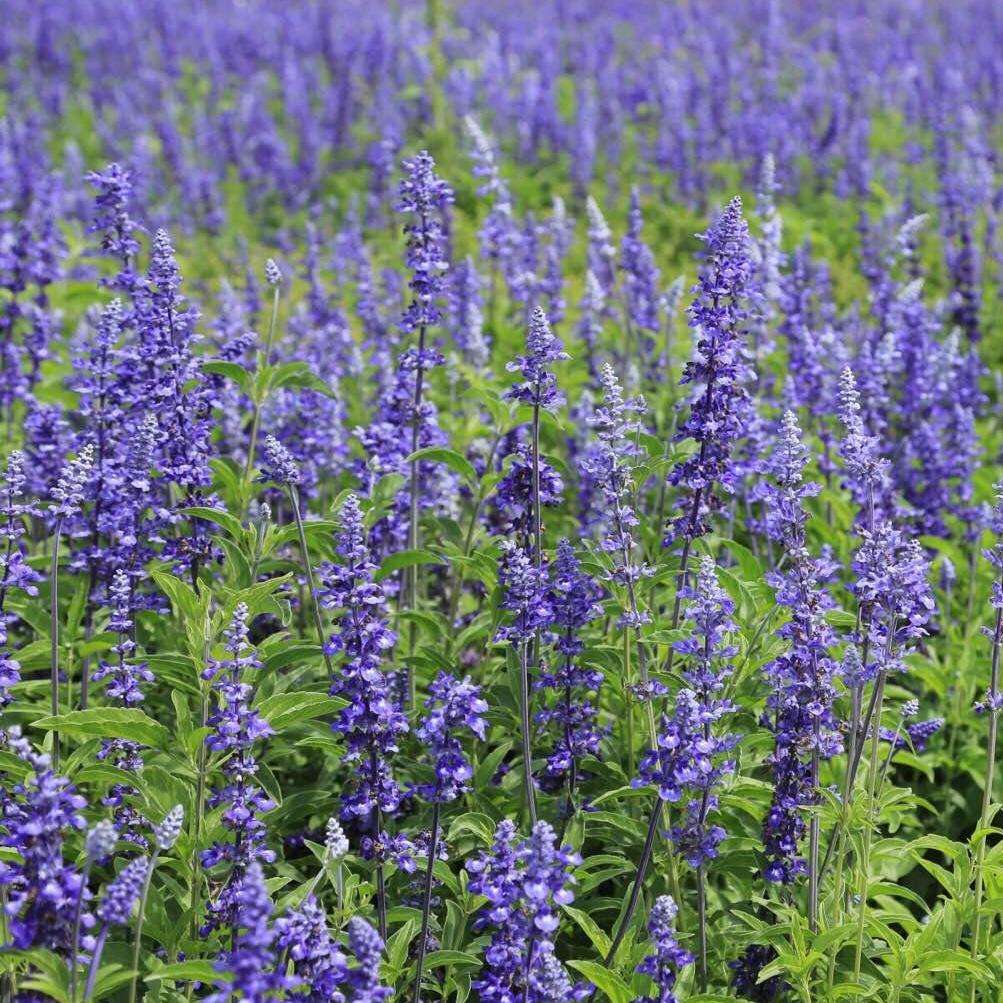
201 603 276 932
637 896 693 1003
344 917 392 1003
536 539 605 796
505 306 568 412
153 805 185 852
836 366 890 525
50 444 95 519
665 196 753 547
415 672 488 803
397 150 454 335
760 411 842 889
261 433 300 486
636 556 739 867
0 732 88 951
206 862 293 1003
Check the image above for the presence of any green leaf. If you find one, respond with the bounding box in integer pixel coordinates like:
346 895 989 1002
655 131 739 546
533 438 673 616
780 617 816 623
151 570 201 622
146 960 225 983
257 691 346 730
182 506 246 540
563 905 612 957
406 447 478 485
421 950 481 971
375 549 443 580
201 360 253 394
32 708 171 749
566 961 632 1003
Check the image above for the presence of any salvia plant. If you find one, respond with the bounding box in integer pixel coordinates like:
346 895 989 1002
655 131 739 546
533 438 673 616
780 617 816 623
0 3 1003 1001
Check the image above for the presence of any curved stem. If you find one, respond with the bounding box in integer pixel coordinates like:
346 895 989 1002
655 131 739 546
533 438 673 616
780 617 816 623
288 486 335 683
244 283 281 482
604 799 663 966
83 925 109 1002
519 641 538 825
970 579 1003 998
412 802 441 1003
50 517 63 768
128 849 160 1003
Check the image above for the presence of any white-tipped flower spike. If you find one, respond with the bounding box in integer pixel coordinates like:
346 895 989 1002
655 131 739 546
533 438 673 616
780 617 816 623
153 805 185 851
325 816 349 860
265 258 281 287
86 819 118 862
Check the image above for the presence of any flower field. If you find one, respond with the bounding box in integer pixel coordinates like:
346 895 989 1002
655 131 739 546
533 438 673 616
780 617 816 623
2 1 1003 1000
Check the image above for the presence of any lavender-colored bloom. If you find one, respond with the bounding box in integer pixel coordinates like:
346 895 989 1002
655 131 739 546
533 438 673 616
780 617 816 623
581 363 651 629
264 258 281 287
321 494 408 829
466 819 584 1003
153 805 185 851
636 896 692 1003
836 366 890 525
495 540 553 645
87 162 141 290
635 557 738 867
505 306 568 412
343 917 392 1003
86 820 118 863
92 569 154 847
760 412 842 884
276 895 347 1003
883 717 944 752
0 731 87 951
96 855 148 926
208 862 292 1003
620 188 661 344
536 540 605 790
415 672 487 803
490 437 564 543
665 197 753 546
50 444 95 519
398 151 453 335
852 524 935 681
261 433 300 487
201 603 276 931
448 256 490 368
0 451 39 703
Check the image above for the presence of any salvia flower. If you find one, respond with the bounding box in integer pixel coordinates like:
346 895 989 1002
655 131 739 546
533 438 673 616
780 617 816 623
201 603 276 931
466 819 585 1003
636 896 692 1003
536 539 605 792
582 363 651 628
665 196 753 546
50 444 95 519
0 731 87 951
261 433 300 486
86 820 117 863
415 672 488 803
505 306 568 413
343 916 392 1003
836 366 891 525
96 854 148 926
760 412 843 884
207 862 293 1003
635 557 739 867
153 804 185 852
397 150 453 334
321 494 408 821
325 817 350 860
495 540 553 645
276 895 347 1002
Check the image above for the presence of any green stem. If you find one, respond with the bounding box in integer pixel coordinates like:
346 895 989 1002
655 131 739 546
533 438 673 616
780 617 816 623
128 849 161 1003
244 282 281 482
412 802 441 1003
50 517 63 768
288 486 335 683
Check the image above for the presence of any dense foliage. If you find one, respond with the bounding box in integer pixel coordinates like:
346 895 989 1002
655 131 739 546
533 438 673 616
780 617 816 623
1 1 1003 1000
